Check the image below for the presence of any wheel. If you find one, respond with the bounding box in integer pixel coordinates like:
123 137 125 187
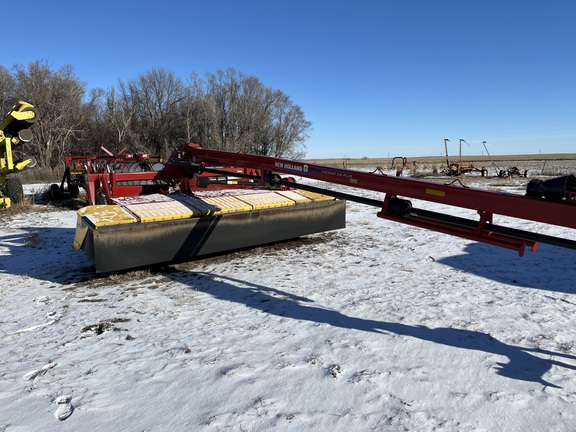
6 177 24 204
69 184 80 198
128 162 144 172
481 169 488 177
95 193 107 205
50 183 61 199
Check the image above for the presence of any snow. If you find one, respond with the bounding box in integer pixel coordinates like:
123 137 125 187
2 179 576 431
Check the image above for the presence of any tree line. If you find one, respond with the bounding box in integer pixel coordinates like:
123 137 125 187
0 61 312 170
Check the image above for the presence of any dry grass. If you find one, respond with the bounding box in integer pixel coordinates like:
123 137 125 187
15 167 62 185
0 195 37 217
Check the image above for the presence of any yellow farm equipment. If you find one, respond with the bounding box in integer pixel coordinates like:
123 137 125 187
0 101 38 208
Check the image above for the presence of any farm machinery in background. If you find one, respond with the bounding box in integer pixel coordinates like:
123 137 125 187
0 101 38 208
72 142 576 273
497 166 528 178
50 146 165 201
390 156 408 176
443 138 488 177
441 139 529 178
481 140 528 178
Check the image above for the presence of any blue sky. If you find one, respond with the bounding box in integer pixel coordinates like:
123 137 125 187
5 1 576 158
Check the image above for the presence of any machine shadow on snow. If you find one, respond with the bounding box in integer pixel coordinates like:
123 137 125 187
0 226 94 283
2 223 576 293
166 270 576 389
437 242 576 294
3 224 576 388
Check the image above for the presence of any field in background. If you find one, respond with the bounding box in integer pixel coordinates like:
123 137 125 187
305 153 576 177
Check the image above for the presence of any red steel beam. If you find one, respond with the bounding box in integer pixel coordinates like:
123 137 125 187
183 145 576 231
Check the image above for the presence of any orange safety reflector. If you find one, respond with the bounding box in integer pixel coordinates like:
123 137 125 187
425 188 446 197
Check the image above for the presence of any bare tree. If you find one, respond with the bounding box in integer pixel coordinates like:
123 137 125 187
79 87 119 155
185 68 311 158
1 62 312 170
180 73 218 147
103 86 137 149
11 60 87 169
118 68 185 156
0 65 16 115
268 90 310 158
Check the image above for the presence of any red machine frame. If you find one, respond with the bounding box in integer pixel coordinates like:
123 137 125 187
83 143 576 256
84 164 266 205
54 146 163 200
181 144 576 256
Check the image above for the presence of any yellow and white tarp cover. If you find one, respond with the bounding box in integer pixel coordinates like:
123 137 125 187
73 190 329 250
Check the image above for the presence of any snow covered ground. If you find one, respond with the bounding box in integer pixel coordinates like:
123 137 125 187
2 178 576 431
